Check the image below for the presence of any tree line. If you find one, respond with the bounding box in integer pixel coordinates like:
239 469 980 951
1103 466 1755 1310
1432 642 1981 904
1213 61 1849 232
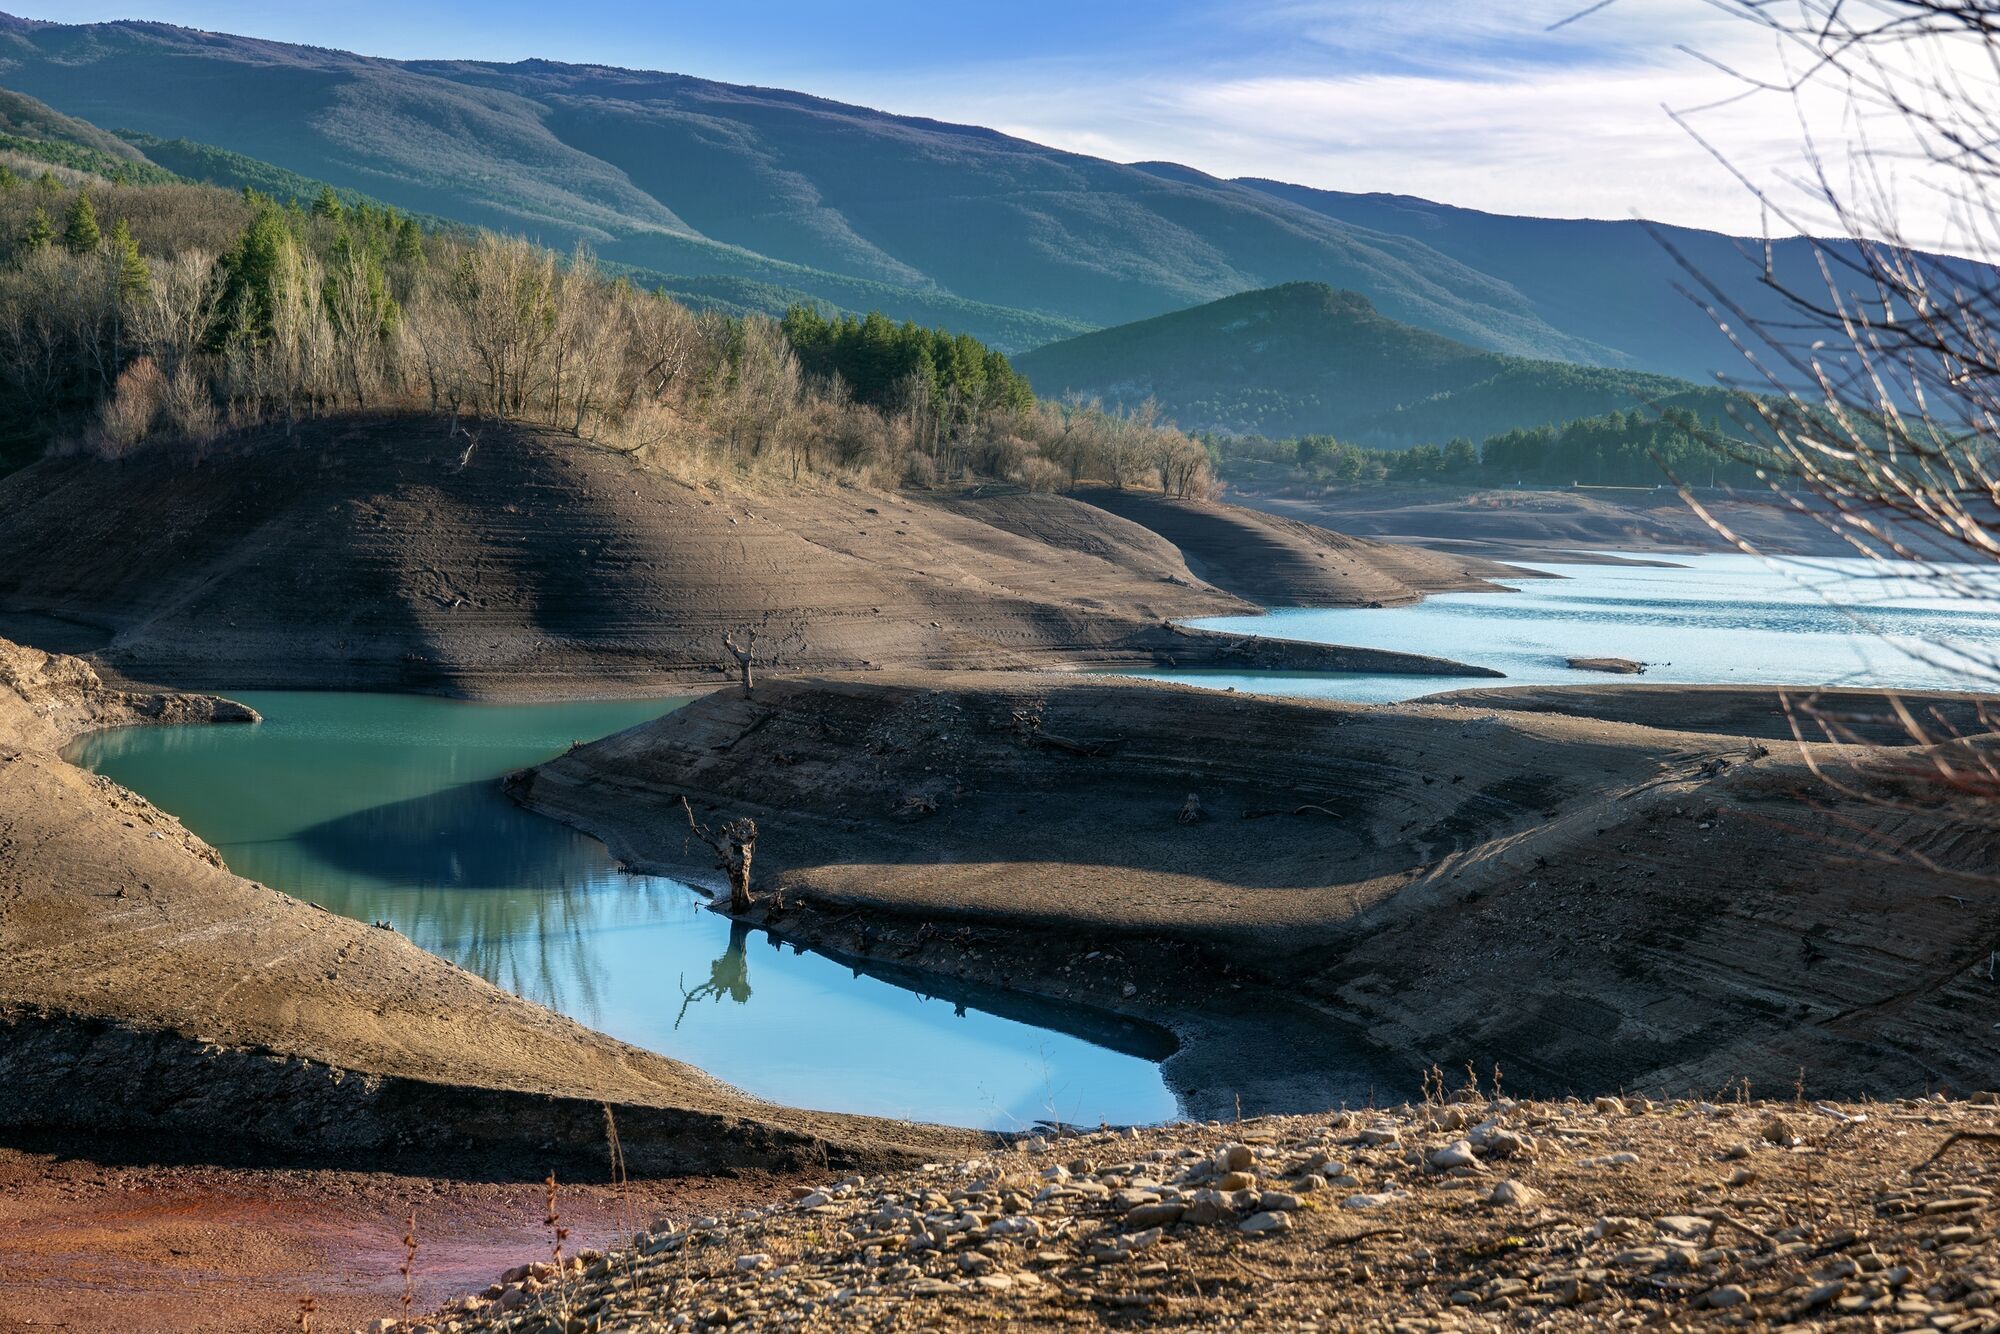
0 168 1214 497
1222 406 1766 490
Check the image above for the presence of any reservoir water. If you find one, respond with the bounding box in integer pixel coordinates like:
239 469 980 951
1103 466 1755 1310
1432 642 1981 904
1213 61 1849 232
66 693 1178 1130
1123 554 2000 703
64 554 2000 1130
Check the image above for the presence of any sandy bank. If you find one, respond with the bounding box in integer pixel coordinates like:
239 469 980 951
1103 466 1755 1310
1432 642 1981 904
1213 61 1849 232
0 637 980 1175
521 674 2000 1112
1227 483 1862 562
0 418 1501 698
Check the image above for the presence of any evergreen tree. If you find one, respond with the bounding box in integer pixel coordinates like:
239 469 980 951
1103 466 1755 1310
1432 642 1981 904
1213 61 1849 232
62 193 101 254
0 165 18 192
217 200 297 346
392 216 425 266
107 218 150 303
35 170 60 195
20 206 55 251
311 185 345 222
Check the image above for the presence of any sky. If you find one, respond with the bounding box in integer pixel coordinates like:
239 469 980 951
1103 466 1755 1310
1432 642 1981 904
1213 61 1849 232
15 0 1983 242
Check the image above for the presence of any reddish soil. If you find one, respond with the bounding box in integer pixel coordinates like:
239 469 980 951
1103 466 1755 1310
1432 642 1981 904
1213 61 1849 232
0 1148 793 1333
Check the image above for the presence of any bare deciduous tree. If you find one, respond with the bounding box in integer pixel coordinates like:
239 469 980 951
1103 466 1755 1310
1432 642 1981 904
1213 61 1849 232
1675 0 2000 808
719 617 806 699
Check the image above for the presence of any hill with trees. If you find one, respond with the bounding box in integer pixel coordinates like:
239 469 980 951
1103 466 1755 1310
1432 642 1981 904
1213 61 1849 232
1013 283 1737 446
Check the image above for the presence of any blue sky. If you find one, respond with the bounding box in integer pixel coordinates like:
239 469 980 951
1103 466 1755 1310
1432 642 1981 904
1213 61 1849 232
12 1 1938 236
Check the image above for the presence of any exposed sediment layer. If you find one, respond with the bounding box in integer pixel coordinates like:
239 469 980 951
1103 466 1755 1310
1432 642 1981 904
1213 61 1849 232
0 419 1503 697
0 637 980 1172
522 674 2000 1112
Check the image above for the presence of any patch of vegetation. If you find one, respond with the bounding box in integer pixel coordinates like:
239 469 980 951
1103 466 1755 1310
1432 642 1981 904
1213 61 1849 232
1214 405 1766 490
0 162 1210 497
0 132 177 184
116 133 451 230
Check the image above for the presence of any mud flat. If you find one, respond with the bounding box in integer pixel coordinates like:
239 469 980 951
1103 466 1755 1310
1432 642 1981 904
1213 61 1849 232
520 673 2000 1114
1227 482 1863 562
0 418 1504 698
0 636 979 1176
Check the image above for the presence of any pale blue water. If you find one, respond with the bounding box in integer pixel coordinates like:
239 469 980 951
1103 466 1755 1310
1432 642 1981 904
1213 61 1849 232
66 693 1177 1130
1121 554 2000 703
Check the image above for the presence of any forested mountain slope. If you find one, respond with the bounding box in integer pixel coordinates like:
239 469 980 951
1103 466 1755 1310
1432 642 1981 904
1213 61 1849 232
1014 283 1732 444
0 12 1700 363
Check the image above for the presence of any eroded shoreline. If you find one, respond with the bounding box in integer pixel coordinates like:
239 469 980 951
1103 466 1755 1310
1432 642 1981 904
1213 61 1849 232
516 671 2000 1114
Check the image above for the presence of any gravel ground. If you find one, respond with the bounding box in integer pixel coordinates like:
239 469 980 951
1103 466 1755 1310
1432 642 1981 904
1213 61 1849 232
404 1090 2000 1331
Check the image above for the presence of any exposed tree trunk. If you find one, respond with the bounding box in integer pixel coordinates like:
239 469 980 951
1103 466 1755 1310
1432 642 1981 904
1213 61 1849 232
679 796 757 914
723 631 755 698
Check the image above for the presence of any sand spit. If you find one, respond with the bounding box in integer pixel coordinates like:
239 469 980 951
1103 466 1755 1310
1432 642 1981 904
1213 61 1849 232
429 1092 2000 1332
0 419 1500 698
0 636 979 1174
520 673 2000 1113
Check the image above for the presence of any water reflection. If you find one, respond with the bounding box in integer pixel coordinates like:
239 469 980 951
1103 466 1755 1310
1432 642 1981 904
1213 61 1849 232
678 922 755 1028
66 691 1179 1128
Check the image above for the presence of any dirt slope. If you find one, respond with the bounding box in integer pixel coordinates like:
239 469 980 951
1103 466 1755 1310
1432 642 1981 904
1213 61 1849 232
521 674 2000 1113
0 637 979 1174
1076 485 1509 605
0 419 1495 697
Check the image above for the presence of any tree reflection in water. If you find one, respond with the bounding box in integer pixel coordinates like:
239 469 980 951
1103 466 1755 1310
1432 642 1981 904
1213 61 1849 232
676 921 754 1028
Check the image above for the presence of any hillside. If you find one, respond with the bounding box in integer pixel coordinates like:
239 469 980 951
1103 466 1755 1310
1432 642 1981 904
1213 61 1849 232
0 14 1660 362
1232 178 1889 387
0 84 173 182
1014 283 1730 444
0 418 1502 695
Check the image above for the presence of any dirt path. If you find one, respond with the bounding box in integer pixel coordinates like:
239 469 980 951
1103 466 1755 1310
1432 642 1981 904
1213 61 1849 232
0 1147 792 1333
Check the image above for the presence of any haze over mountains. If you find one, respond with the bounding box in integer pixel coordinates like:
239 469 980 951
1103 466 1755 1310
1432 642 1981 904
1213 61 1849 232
0 8 1854 381
1015 283 1732 445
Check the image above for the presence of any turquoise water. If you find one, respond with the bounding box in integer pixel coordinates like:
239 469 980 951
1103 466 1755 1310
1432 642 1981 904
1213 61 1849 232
65 693 1177 1130
1121 554 2000 703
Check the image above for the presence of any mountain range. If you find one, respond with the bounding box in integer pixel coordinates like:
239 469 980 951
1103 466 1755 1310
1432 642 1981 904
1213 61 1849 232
1014 283 1732 445
0 9 1861 377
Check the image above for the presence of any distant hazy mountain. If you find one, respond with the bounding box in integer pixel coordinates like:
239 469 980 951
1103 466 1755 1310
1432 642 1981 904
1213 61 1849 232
1014 283 1730 445
0 12 1647 361
0 10 1937 380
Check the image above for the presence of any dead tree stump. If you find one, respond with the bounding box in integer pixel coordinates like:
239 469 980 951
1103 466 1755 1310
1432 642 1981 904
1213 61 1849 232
679 796 758 914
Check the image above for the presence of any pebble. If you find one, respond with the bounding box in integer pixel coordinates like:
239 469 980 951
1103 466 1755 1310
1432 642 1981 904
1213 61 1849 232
1239 1211 1293 1235
1428 1141 1480 1171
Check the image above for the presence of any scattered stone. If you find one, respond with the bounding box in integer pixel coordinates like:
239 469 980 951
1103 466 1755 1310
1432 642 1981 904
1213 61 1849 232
1489 1179 1541 1208
414 1096 2000 1333
1239 1211 1293 1235
1428 1140 1480 1171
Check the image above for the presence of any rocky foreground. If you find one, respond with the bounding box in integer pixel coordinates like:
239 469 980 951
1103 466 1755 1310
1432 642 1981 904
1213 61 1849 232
412 1091 2000 1331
